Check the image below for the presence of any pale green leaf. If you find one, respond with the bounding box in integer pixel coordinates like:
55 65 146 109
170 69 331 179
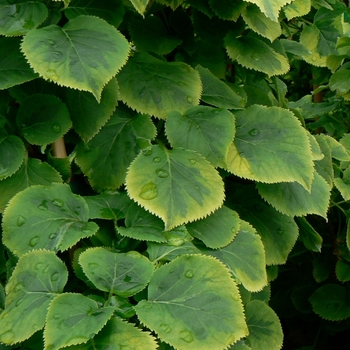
0 135 25 180
16 94 72 145
325 133 350 161
336 259 350 282
135 255 248 350
65 78 118 143
129 0 150 15
117 202 167 242
79 248 153 297
76 108 156 191
65 0 124 27
314 134 334 186
227 184 299 265
310 284 350 321
242 5 282 42
225 33 289 77
245 0 292 21
186 206 240 249
226 105 314 190
165 106 235 168
2 183 98 256
0 37 38 89
62 317 158 350
0 250 68 345
307 132 324 160
118 52 202 119
0 0 48 36
44 294 115 350
126 145 225 230
84 191 132 221
245 300 283 350
280 39 310 56
208 0 247 21
203 220 267 292
21 15 130 101
283 0 311 20
334 177 350 200
195 65 245 109
0 158 62 212
257 172 331 219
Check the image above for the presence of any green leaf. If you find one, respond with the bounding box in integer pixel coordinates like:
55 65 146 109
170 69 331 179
155 0 184 9
334 177 350 200
314 134 333 187
165 106 235 168
0 158 62 212
296 217 323 252
2 183 98 256
65 0 124 27
21 15 130 101
44 293 115 350
229 341 252 350
63 317 158 350
117 202 167 243
186 206 240 249
195 65 245 109
16 94 72 145
257 172 331 218
283 0 311 20
129 16 182 55
79 247 154 297
203 220 267 292
245 0 292 21
135 255 248 350
0 37 38 89
324 134 350 161
208 0 247 21
76 108 156 191
65 78 118 143
245 300 283 350
242 5 282 42
0 250 68 345
330 69 350 98
227 184 299 265
129 0 150 16
84 191 132 220
226 105 314 190
309 284 350 321
118 52 202 119
280 39 310 56
0 0 48 36
126 145 225 230
226 34 289 77
336 259 350 282
0 135 25 180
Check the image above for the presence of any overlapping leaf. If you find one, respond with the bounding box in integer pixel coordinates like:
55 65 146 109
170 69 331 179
0 250 68 345
21 15 130 101
129 0 150 16
2 183 98 256
0 135 25 180
117 52 202 119
283 0 311 20
76 107 156 191
126 145 225 230
166 106 235 168
245 0 292 21
135 255 248 350
225 105 314 190
208 0 247 21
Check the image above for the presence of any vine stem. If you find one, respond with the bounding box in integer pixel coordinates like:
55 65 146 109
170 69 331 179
52 137 67 158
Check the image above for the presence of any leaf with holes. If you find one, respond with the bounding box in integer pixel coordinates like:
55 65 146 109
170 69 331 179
165 106 235 168
21 15 129 101
0 135 25 180
76 107 156 191
44 293 115 350
2 183 98 256
135 255 248 350
126 145 225 230
79 247 154 297
16 94 72 145
203 220 267 292
0 250 67 345
225 105 314 190
118 52 202 119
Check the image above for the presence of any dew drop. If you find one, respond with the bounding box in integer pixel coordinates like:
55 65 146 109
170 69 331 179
156 168 169 178
57 321 68 330
139 182 158 200
50 272 59 282
160 323 172 334
38 199 48 210
17 215 26 227
277 227 284 235
231 227 236 233
53 50 62 57
14 282 24 292
74 206 81 215
142 148 153 156
185 270 194 278
123 275 132 282
53 313 61 319
29 236 39 247
252 54 260 61
0 330 14 344
48 39 56 45
170 269 174 273
45 69 59 81
231 292 240 301
311 55 317 61
49 233 57 239
88 263 99 271
189 159 196 165
52 123 61 133
248 128 259 136
179 329 194 343
187 96 193 103
35 262 43 270
153 157 161 163
52 198 63 207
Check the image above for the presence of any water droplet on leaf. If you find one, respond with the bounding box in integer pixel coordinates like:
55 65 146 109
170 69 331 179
35 262 43 270
179 329 194 343
185 270 194 278
139 182 158 200
231 292 240 301
153 157 161 163
53 314 61 319
53 51 62 57
88 263 99 271
160 323 172 333
45 69 59 81
38 199 48 210
49 233 57 239
142 148 153 156
17 215 26 226
50 272 59 282
248 128 259 136
277 227 284 235
52 198 63 207
187 96 193 103
14 282 24 292
52 123 61 133
29 236 39 247
156 168 169 178
0 330 14 344
189 159 196 165
123 275 132 282
48 39 56 45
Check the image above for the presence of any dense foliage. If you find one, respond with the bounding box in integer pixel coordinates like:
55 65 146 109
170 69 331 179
1 0 350 349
